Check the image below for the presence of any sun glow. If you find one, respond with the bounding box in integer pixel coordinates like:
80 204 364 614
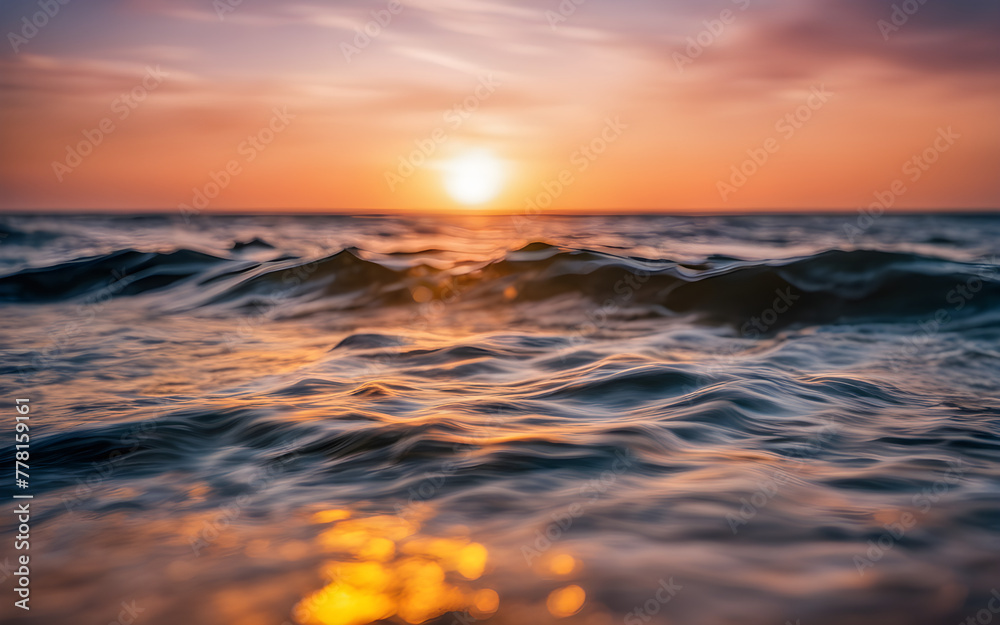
296 510 494 625
442 150 505 206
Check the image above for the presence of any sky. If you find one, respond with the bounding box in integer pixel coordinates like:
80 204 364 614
0 0 998 212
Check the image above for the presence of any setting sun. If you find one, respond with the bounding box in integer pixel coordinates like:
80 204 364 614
442 150 505 206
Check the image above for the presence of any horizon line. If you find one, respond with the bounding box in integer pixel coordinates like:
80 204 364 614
2 207 1000 216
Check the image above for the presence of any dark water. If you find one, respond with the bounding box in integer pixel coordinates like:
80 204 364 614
1 213 999 625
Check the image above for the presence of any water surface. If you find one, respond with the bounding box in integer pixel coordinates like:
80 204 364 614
1 213 999 625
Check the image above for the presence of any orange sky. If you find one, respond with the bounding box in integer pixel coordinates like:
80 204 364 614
0 0 998 212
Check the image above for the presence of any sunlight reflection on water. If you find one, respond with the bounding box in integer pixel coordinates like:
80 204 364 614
295 510 499 625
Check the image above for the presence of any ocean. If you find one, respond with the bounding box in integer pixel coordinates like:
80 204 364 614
1 213 999 625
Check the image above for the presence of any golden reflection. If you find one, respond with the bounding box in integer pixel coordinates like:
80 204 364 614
547 585 586 618
313 509 352 524
548 553 577 576
411 286 434 303
471 588 500 619
295 510 494 625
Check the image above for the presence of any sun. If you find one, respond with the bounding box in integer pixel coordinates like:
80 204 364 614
442 149 505 206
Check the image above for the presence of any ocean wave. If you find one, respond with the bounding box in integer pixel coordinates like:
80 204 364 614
0 248 227 302
2 244 996 329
